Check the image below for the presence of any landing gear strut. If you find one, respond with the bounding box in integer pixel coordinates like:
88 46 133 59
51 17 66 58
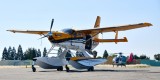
32 65 36 72
65 65 70 72
32 58 37 72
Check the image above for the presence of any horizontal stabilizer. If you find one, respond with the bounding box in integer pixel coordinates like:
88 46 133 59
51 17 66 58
94 37 128 43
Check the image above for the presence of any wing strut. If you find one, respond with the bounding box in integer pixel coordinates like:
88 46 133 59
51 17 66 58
84 32 101 43
114 31 118 44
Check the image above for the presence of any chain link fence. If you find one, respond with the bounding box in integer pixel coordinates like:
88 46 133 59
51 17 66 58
0 60 32 66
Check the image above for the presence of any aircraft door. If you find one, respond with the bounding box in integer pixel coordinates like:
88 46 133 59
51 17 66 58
85 35 92 50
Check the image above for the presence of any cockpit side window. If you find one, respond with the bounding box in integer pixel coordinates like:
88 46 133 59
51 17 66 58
62 28 75 34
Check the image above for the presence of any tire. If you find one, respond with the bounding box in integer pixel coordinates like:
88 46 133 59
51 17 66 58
65 65 70 72
60 66 63 71
91 67 94 71
88 67 94 71
57 68 60 71
88 68 91 71
57 66 63 71
32 66 36 72
66 67 70 72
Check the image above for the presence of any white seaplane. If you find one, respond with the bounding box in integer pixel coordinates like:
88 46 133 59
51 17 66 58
7 16 152 72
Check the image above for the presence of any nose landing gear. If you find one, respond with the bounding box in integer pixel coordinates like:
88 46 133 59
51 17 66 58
32 58 37 72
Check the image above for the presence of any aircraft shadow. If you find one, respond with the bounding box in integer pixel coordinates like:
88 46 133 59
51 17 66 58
35 69 149 73
68 69 149 73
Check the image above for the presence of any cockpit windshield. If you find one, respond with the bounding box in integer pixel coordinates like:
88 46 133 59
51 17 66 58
62 28 76 34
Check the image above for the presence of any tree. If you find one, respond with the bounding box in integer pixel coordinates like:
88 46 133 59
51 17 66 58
7 46 12 60
43 47 47 57
2 47 16 60
37 49 41 57
24 48 37 60
12 47 16 60
32 48 37 58
103 50 108 58
133 54 140 59
154 54 160 61
2 47 8 60
9 47 16 60
139 54 149 59
92 50 97 58
17 45 23 60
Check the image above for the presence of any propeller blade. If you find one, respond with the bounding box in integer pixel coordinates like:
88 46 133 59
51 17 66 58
38 35 48 40
39 36 46 40
38 19 54 40
50 19 54 32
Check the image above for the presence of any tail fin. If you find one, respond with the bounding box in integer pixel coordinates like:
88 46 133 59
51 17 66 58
94 16 100 28
128 53 133 63
94 16 100 39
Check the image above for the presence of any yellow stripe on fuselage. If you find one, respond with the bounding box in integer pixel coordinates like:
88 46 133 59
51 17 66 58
70 57 93 61
51 32 84 40
53 32 71 40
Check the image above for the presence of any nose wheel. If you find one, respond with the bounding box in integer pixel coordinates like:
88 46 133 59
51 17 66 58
32 58 37 72
32 65 36 72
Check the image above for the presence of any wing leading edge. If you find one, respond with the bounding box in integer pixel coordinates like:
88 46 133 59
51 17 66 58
7 22 152 36
6 30 49 35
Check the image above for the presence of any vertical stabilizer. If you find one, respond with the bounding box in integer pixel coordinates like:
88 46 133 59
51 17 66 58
94 16 101 28
94 16 101 39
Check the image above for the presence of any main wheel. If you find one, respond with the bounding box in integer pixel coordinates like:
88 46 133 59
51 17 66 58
57 67 60 71
88 68 91 71
65 65 70 72
88 67 94 71
60 66 63 71
90 67 94 71
57 66 63 71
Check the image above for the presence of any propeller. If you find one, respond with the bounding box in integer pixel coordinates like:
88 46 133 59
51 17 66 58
50 19 54 32
48 19 54 36
39 19 54 39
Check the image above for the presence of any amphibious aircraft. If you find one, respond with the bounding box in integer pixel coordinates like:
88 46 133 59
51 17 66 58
7 16 152 72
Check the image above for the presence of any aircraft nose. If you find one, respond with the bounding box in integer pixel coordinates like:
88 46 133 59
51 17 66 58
48 36 54 41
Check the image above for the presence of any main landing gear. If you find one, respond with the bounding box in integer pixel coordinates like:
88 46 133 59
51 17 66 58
65 65 70 72
56 65 70 72
32 58 37 72
88 66 94 71
57 66 63 71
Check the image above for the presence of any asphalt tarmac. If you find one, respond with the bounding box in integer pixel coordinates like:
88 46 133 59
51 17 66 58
0 65 160 80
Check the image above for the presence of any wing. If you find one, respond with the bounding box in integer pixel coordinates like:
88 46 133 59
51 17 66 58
75 22 152 34
7 30 49 35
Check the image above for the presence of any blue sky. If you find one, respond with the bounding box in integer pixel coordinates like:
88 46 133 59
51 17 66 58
0 0 159 59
